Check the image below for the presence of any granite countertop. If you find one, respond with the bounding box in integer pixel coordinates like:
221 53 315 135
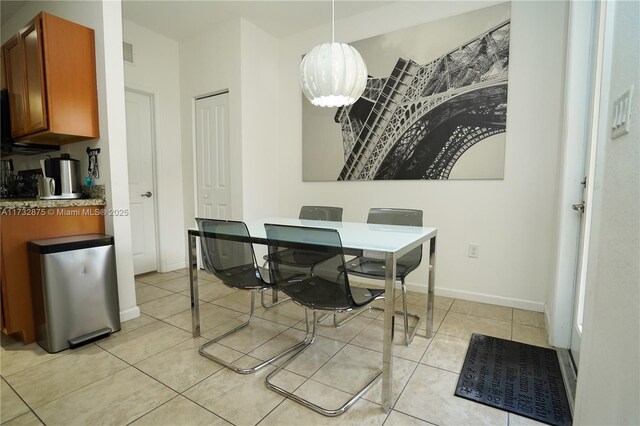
0 197 107 209
0 185 107 210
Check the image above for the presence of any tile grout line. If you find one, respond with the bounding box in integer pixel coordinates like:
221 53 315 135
175 394 237 426
122 394 181 426
253 308 393 418
253 368 311 426
387 359 423 418
4 286 548 425
290 296 438 408
391 405 439 426
0 343 84 378
287 312 423 408
90 344 236 426
1 377 47 425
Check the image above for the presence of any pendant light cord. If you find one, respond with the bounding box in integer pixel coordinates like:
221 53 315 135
332 0 335 43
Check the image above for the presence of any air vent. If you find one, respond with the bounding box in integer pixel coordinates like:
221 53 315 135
123 41 134 64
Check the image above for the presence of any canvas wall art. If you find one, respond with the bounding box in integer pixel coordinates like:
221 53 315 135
302 3 511 181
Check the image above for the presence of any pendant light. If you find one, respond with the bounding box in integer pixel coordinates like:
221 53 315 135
299 0 368 107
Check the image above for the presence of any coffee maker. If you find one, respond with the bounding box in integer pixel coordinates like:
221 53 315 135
42 154 83 199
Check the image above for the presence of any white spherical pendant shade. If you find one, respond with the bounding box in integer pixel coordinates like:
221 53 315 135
300 42 368 108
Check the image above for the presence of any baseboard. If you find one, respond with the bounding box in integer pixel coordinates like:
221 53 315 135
159 260 187 273
348 277 545 312
120 306 140 323
544 304 553 337
432 287 545 312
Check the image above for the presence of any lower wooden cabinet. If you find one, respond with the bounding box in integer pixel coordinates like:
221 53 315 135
0 206 105 344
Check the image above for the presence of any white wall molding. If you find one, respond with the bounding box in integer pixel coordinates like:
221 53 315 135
162 260 187 273
119 306 141 323
544 303 553 338
351 277 545 312
429 286 545 312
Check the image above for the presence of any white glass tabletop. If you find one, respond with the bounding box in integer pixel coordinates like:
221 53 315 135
244 218 437 254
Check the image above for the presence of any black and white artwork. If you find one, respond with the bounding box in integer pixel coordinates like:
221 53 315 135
302 3 511 181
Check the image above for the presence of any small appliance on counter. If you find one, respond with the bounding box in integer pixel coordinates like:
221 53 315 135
40 154 83 199
0 163 44 198
1 159 14 197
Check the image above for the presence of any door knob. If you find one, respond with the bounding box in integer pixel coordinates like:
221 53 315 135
141 191 152 198
572 203 584 212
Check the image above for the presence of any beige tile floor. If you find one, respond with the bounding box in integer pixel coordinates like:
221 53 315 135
0 269 550 426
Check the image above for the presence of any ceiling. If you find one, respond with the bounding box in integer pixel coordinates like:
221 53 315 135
121 1 395 41
1 1 394 42
0 0 26 25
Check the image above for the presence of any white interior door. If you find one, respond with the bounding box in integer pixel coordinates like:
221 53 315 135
126 89 158 274
569 0 605 369
195 92 231 219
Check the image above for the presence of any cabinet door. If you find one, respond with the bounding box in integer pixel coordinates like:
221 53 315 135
20 16 47 135
3 36 27 136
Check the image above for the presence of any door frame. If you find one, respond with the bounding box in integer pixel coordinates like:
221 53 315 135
548 0 604 349
191 88 230 222
569 0 610 368
125 86 161 273
551 0 613 412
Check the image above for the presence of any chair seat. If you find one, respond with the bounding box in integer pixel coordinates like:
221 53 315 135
264 248 336 268
345 256 418 280
219 264 270 290
280 276 383 311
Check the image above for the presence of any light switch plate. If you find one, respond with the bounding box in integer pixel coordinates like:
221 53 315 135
611 86 633 140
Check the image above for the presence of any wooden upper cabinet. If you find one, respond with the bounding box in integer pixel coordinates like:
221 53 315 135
20 16 47 135
2 12 99 144
3 35 27 136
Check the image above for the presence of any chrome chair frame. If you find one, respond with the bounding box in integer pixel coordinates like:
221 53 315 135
198 290 310 374
196 218 306 374
265 311 382 417
263 223 384 416
326 280 422 346
331 208 424 345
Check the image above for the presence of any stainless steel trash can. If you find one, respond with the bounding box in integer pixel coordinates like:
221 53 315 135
28 234 120 353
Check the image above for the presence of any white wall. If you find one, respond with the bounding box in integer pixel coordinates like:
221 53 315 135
2 1 137 322
239 19 280 220
574 0 640 423
274 1 568 311
123 20 185 272
179 19 243 233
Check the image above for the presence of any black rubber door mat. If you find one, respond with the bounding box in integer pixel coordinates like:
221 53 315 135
455 333 572 426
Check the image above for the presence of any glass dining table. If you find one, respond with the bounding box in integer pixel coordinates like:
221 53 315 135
187 217 438 413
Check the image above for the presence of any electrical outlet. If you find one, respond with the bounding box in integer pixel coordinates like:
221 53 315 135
611 86 633 139
469 243 480 258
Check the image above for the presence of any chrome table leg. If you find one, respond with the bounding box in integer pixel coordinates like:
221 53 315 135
381 252 397 413
425 236 436 339
189 233 201 338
